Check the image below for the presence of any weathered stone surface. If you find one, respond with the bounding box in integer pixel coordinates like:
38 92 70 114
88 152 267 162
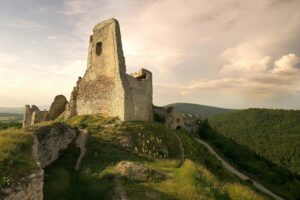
23 105 48 128
153 106 200 134
116 161 166 181
48 95 67 120
33 123 77 168
65 18 153 121
3 169 44 200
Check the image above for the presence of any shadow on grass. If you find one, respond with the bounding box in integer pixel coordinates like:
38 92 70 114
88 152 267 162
44 134 153 200
124 182 179 200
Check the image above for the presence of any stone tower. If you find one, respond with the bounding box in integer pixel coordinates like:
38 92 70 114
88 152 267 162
64 18 153 121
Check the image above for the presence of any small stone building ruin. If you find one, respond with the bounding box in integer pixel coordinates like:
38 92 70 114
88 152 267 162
23 18 153 127
153 106 201 134
23 95 67 128
64 18 153 121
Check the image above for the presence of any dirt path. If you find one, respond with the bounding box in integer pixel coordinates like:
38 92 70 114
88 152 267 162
75 129 88 171
114 176 129 200
195 138 284 200
173 131 185 167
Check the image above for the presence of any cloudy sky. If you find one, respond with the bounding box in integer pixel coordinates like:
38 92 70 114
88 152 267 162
0 0 300 109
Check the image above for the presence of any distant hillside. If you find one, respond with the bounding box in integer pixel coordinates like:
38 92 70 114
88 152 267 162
208 108 300 175
164 103 236 118
0 105 49 114
0 107 24 114
0 113 23 123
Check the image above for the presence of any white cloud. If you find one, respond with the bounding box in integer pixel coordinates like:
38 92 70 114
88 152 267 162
272 53 300 74
220 41 271 76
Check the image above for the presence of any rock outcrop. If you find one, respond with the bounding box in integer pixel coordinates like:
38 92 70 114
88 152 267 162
3 170 44 200
34 123 77 168
48 95 67 120
116 161 166 181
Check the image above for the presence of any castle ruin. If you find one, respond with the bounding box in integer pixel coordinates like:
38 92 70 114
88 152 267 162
64 18 153 121
23 18 153 127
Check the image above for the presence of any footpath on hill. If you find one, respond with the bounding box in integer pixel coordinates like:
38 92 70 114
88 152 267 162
75 129 88 170
173 131 185 167
195 138 284 200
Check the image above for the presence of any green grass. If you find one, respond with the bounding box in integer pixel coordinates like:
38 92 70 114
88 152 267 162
208 108 300 174
44 115 270 200
199 115 300 200
0 128 37 188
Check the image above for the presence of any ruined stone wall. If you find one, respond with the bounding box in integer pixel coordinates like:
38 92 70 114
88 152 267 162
153 106 200 134
65 18 127 120
23 105 48 128
3 169 43 200
33 124 77 168
126 69 153 121
23 95 67 128
65 18 153 122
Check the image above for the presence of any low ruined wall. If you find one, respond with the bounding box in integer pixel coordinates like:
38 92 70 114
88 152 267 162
34 123 77 168
3 170 43 200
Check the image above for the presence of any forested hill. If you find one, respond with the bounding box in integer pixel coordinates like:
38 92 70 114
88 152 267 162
164 103 236 118
208 108 300 175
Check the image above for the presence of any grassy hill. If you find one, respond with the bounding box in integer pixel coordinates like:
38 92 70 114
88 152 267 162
208 108 300 175
164 103 236 118
197 108 300 199
0 115 271 200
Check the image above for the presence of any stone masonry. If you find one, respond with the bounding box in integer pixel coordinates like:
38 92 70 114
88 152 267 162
23 95 67 128
64 18 153 121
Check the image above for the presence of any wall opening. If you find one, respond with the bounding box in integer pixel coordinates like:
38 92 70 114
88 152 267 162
176 126 182 130
96 42 102 56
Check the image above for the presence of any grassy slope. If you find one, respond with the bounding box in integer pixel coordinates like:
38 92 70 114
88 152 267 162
0 128 38 190
44 115 270 200
164 103 236 118
208 108 300 174
205 108 300 199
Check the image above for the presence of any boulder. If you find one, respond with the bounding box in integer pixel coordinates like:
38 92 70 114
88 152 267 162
48 95 67 120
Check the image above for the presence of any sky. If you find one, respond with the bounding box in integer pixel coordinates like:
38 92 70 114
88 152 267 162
0 0 300 109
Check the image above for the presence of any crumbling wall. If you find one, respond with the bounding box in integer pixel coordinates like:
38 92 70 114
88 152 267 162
64 18 153 122
23 105 48 128
166 108 200 134
153 106 200 134
65 18 126 120
23 95 67 128
126 69 153 121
